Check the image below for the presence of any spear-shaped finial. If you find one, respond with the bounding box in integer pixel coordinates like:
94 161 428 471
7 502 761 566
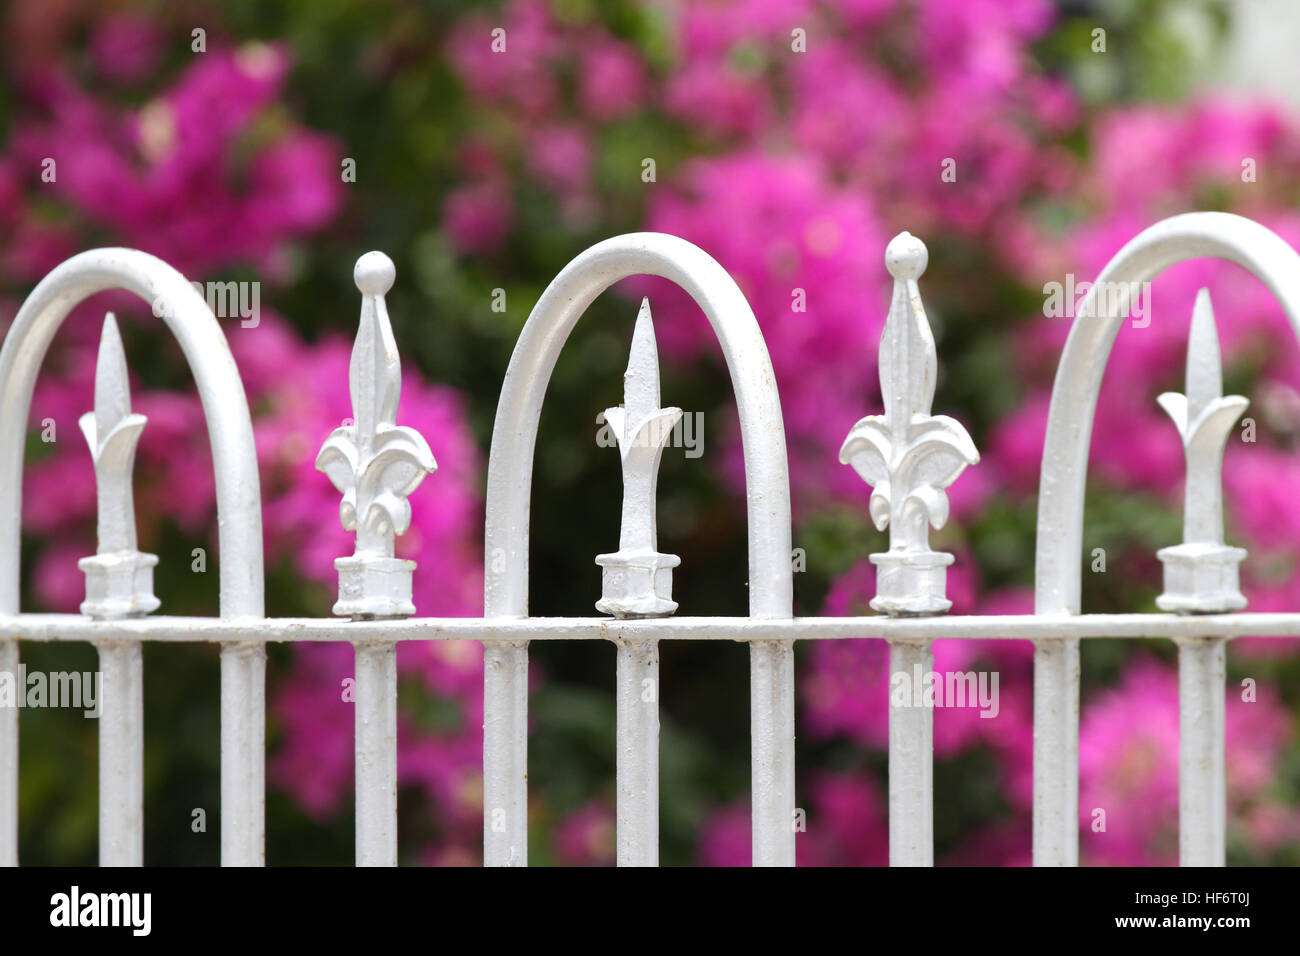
317 252 437 618
595 299 683 618
1156 289 1248 613
1184 288 1226 427
879 232 936 432
840 233 979 616
77 313 160 619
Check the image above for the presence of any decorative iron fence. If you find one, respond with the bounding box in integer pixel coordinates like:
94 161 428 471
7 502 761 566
1 210 1295 867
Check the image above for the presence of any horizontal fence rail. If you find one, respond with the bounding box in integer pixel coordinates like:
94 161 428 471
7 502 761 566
8 612 1300 642
0 212 1296 867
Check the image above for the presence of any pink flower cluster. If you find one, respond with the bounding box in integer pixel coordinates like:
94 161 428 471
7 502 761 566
1078 657 1298 866
7 43 341 282
441 0 649 252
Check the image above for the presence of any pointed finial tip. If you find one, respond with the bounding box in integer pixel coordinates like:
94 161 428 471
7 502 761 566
98 311 125 357
885 232 927 281
1189 287 1220 344
354 251 395 297
1190 283 1211 314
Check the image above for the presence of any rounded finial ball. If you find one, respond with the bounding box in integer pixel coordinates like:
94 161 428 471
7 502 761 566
354 251 395 296
885 232 928 281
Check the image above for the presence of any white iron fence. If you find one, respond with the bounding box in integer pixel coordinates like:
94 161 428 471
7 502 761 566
0 210 1295 867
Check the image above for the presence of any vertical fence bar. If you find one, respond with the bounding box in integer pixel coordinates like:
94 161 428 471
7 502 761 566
221 642 265 866
483 641 528 866
888 638 934 866
98 639 143 866
1033 637 1079 866
598 298 676 868
0 639 15 866
1178 636 1226 866
79 314 153 868
750 639 795 867
315 252 435 869
1154 292 1238 869
838 232 975 868
616 638 659 867
355 641 398 866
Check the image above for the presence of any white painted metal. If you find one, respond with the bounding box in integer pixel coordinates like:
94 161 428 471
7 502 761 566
221 642 265 865
2 215 1298 868
596 298 682 619
599 298 677 866
10 611 1300 643
841 233 979 617
483 232 793 867
841 232 977 866
1156 289 1248 613
354 642 398 866
1178 636 1226 866
317 252 435 620
749 640 795 866
1033 211 1300 867
0 639 15 866
78 314 159 620
0 248 265 867
317 253 434 867
615 639 658 866
888 640 933 866
482 641 528 866
78 314 152 866
1159 289 1239 867
1032 637 1079 867
97 640 143 866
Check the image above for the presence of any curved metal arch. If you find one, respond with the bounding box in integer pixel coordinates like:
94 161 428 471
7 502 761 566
484 232 794 619
1035 211 1300 614
0 248 264 617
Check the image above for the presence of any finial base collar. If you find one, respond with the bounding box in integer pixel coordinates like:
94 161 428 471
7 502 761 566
79 550 160 620
334 554 416 619
595 549 680 619
870 549 954 617
1156 542 1247 614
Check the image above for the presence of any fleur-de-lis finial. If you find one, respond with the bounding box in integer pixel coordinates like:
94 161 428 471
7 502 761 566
839 233 979 616
1156 289 1248 613
317 252 436 618
595 298 683 618
77 313 160 619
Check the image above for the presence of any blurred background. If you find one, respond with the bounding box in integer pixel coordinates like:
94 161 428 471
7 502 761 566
3 0 1299 865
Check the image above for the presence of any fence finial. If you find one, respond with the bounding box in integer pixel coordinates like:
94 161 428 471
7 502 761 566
77 313 160 619
840 232 979 616
595 298 683 618
1156 288 1248 613
317 252 436 618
